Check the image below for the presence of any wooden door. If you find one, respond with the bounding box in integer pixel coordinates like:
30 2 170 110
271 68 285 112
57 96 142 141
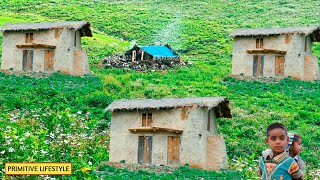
138 136 152 164
275 56 285 77
22 50 34 71
253 55 264 77
44 50 54 72
167 136 180 165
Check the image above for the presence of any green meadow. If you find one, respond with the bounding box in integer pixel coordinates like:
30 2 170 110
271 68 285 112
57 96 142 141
0 0 319 179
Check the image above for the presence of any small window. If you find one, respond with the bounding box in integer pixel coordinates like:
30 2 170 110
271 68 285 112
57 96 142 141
304 37 307 52
142 113 152 127
207 110 211 131
74 32 77 47
26 33 33 43
256 38 263 49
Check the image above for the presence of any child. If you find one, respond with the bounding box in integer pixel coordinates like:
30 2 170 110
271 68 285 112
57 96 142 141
259 122 304 180
288 133 306 178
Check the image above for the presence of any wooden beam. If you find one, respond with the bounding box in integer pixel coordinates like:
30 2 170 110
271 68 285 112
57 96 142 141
16 43 56 49
129 126 183 134
246 49 286 54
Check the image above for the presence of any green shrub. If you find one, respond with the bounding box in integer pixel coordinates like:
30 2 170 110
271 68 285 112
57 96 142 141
84 92 113 108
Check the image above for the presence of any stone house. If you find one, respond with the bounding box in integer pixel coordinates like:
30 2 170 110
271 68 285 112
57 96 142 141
230 26 320 81
106 97 232 170
0 21 92 75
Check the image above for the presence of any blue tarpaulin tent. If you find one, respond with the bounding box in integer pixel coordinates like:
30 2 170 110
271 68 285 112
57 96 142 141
139 46 178 58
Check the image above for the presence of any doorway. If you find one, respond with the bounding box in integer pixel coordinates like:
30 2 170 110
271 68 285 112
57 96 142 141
253 55 264 77
138 136 152 164
44 50 54 73
275 56 285 77
22 50 34 71
167 136 180 165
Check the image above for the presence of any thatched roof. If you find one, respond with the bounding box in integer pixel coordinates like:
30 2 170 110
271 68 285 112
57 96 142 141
107 97 232 118
230 26 320 38
0 21 92 37
106 97 228 111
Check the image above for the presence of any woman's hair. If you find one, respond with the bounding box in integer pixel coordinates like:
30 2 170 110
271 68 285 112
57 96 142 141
293 134 302 142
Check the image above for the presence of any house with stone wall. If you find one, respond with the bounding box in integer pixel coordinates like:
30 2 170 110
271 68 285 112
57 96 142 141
230 26 320 81
106 97 232 170
0 21 92 75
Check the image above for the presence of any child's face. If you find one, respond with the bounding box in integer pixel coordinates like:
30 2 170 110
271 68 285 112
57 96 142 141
265 128 288 156
291 138 302 156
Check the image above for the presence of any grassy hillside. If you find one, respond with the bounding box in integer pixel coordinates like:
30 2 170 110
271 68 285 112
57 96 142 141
0 0 319 179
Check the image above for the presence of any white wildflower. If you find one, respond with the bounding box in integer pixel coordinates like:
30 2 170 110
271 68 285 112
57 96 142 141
25 131 31 137
1 150 5 154
77 111 82 114
9 118 15 123
40 149 47 155
58 115 62 119
49 132 55 139
88 161 92 166
5 140 11 145
8 147 14 153
64 140 69 144
44 140 50 144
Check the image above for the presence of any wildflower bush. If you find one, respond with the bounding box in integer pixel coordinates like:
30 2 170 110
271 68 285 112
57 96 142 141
0 73 110 178
0 108 109 177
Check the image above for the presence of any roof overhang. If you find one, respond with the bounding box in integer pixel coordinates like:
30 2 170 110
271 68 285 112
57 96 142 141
230 26 320 42
246 49 287 54
107 97 232 119
1 21 92 37
129 127 183 134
